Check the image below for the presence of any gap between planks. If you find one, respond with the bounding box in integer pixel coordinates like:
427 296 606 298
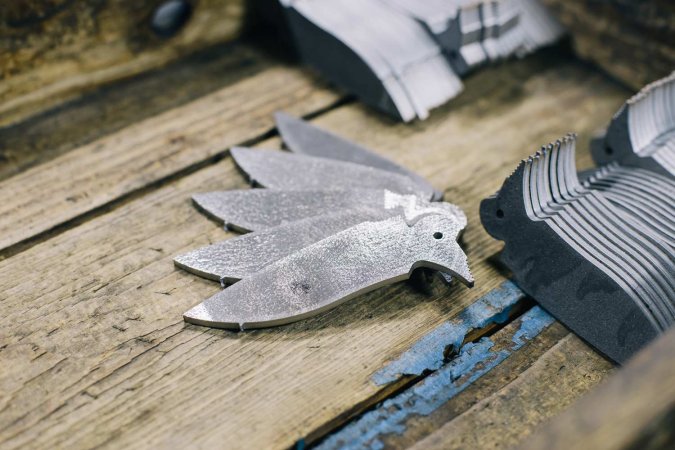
301 289 536 447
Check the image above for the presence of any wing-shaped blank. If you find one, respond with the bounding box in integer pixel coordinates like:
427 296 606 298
193 188 466 233
230 147 434 199
275 112 443 200
192 189 392 232
174 208 395 283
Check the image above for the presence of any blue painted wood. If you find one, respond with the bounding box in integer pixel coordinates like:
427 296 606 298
315 296 554 450
372 280 525 385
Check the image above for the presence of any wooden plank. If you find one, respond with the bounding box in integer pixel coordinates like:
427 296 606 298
0 43 269 181
408 334 613 450
521 326 675 450
0 53 628 449
313 304 564 449
0 0 246 126
542 0 675 90
372 322 572 449
0 61 339 255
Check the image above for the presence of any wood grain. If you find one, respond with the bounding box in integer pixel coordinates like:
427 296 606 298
408 334 614 450
0 53 628 449
542 0 675 90
520 327 675 450
0 62 339 254
0 43 268 181
0 0 246 126
377 322 571 449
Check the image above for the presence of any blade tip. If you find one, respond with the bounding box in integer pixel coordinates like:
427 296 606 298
274 110 292 122
183 303 213 325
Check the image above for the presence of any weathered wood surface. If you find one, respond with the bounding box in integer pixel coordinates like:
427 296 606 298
520 326 675 450
543 0 675 90
0 44 630 449
0 52 338 255
0 0 245 126
373 321 577 449
409 333 613 450
0 43 270 181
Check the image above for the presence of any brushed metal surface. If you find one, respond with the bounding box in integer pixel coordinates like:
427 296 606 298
174 208 393 283
184 213 473 329
230 147 434 200
191 189 464 233
179 193 466 282
274 111 444 200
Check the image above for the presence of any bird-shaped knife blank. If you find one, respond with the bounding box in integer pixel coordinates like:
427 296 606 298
177 192 466 283
278 0 564 121
592 71 675 178
481 134 675 363
176 113 472 329
184 213 473 330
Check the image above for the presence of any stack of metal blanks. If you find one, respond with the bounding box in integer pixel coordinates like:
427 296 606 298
480 134 675 364
175 113 473 330
280 0 564 121
592 71 675 179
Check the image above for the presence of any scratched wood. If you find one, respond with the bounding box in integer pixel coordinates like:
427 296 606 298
0 0 246 126
542 0 675 90
0 43 270 181
0 45 630 449
0 54 339 254
409 334 614 450
521 326 675 450
376 322 573 449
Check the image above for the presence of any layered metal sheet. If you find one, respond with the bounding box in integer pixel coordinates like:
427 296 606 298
280 0 564 121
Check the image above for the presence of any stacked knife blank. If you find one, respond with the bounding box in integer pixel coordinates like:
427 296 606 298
592 71 675 178
480 73 675 364
279 0 564 121
176 113 473 330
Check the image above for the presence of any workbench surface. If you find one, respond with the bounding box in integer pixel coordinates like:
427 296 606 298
1 37 663 449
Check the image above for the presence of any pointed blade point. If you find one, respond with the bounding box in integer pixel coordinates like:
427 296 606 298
183 303 214 326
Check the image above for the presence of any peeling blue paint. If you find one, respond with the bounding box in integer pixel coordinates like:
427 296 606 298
316 306 554 450
512 306 555 346
372 281 525 385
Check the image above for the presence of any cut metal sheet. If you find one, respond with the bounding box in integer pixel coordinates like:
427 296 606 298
480 133 675 364
284 0 416 120
175 208 398 283
230 147 435 199
184 213 473 330
592 71 675 178
279 0 564 121
176 194 466 283
178 113 470 330
274 111 443 200
192 189 464 233
532 139 675 327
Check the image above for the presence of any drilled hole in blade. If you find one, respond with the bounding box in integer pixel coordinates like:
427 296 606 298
433 232 444 240
496 209 505 218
